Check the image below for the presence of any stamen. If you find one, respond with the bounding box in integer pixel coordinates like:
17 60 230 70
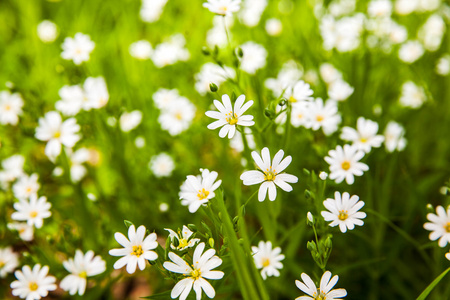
197 188 210 200
131 245 144 257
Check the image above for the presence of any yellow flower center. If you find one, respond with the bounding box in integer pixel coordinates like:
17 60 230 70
264 167 277 181
360 137 368 143
197 188 210 200
79 271 87 278
338 210 348 221
0 261 5 268
316 115 324 122
29 282 38 291
289 96 297 103
190 268 201 279
225 111 238 125
341 161 351 171
262 258 271 268
314 289 326 300
445 222 450 233
175 113 183 120
131 245 144 257
53 130 61 138
29 211 38 218
178 238 189 249
26 187 32 193
4 104 11 111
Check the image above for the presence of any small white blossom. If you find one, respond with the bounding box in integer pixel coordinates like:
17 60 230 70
319 172 328 180
384 121 407 152
13 173 40 200
340 117 385 153
129 40 153 60
83 77 109 109
119 110 143 132
0 90 24 125
0 247 19 278
165 225 200 251
149 153 175 178
399 81 426 109
295 271 347 300
8 222 34 241
158 96 196 136
194 63 235 96
436 54 450 76
398 40 424 64
252 241 285 280
37 20 58 43
0 154 25 187
424 206 450 248
151 34 190 68
324 144 369 185
239 41 267 74
306 98 341 136
10 264 57 300
61 33 95 65
140 0 168 23
328 79 354 101
203 0 241 16
265 18 283 36
11 195 51 229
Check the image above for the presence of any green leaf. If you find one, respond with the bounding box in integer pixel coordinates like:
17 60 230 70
124 220 134 228
416 267 450 300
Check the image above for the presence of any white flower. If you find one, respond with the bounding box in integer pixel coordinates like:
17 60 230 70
289 80 314 103
0 90 24 125
240 147 298 202
135 136 146 148
165 225 200 251
307 212 314 224
109 225 158 274
290 101 310 129
398 40 424 64
368 0 392 17
395 0 418 15
0 247 19 278
158 96 196 136
119 110 143 132
55 85 85 116
61 33 95 65
384 121 407 152
0 154 25 187
306 98 341 136
295 271 347 300
13 173 40 200
159 202 169 212
264 60 303 98
60 250 106 296
324 144 369 185
37 20 58 43
67 148 90 182
320 14 364 52
240 0 267 27
151 34 190 68
320 63 342 85
179 169 222 213
83 76 109 109
35 111 81 161
340 117 384 153
11 194 51 229
149 153 175 178
10 264 57 300
163 242 224 300
399 81 426 109
265 18 282 36
424 206 450 248
251 241 285 280
239 41 267 74
319 172 328 180
153 88 181 110
418 14 445 52
203 0 241 16
321 191 366 233
194 63 235 96
129 40 153 60
8 222 34 241
328 79 354 102
205 94 255 139
436 54 450 76
140 0 168 23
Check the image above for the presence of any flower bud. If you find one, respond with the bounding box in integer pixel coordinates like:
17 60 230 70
187 224 197 232
307 241 317 252
306 212 314 226
209 82 218 92
278 98 287 106
319 171 328 180
236 47 244 58
209 238 215 248
264 108 276 119
201 47 210 56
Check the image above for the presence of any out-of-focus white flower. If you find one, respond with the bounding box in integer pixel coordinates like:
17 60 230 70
240 0 267 27
320 14 365 52
324 144 369 185
13 173 40 200
165 225 200 251
106 117 117 127
0 155 24 187
239 41 267 74
384 121 407 152
307 211 314 224
289 80 314 103
153 88 181 110
149 153 175 178
251 241 285 280
327 79 354 101
394 0 418 15
159 202 169 212
10 265 57 300
35 111 81 161
140 0 168 23
305 98 341 136
321 191 366 233
109 225 158 274
319 171 328 180
151 34 190 68
83 77 109 109
265 60 303 98
55 85 85 116
290 101 310 129
11 195 51 229
163 242 224 300
0 247 19 278
265 18 283 36
67 148 90 183
158 96 196 136
398 40 424 63
436 54 450 76
205 94 255 139
129 40 153 60
135 136 146 148
179 169 222 213
340 117 385 153
418 14 446 52
194 63 236 95
119 110 143 132
240 147 298 202
328 0 356 17
424 206 450 247
320 63 342 85
0 90 24 125
368 0 392 17
295 271 347 300
61 33 95 65
416 0 441 12
399 81 426 109
203 0 242 16
8 222 34 241
37 20 59 43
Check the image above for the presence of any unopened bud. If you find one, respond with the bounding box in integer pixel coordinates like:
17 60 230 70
278 98 287 106
236 47 244 58
319 172 328 180
187 224 197 232
264 108 276 119
307 212 314 226
209 238 215 248
201 47 210 56
304 189 312 200
209 82 218 92
303 168 311 176
307 241 317 252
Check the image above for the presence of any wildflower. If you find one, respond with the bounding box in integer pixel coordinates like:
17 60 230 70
153 88 181 110
239 0 267 27
327 79 354 102
368 0 392 17
0 247 19 278
66 148 90 183
12 173 40 200
264 60 303 98
60 250 106 296
399 81 426 109
239 41 267 74
129 40 153 60
37 20 58 43
194 63 235 96
446 250 450 261
0 90 24 125
55 85 85 116
203 0 241 16
119 110 143 132
240 147 298 202
35 111 81 161
319 172 328 180
340 117 385 153
83 76 109 109
11 194 51 229
418 14 445 52
265 18 283 36
295 271 347 300
135 136 146 148
61 33 95 65
424 206 450 247
0 154 24 187
10 264 57 300
321 192 366 233
163 242 224 300
109 225 158 274
384 121 407 152
205 94 255 139
8 222 34 241
158 96 196 136
252 241 285 280
140 0 168 23
179 169 222 213
289 80 314 103
149 153 175 178
398 40 424 64
151 34 190 68
290 101 310 129
165 225 200 251
306 98 341 136
324 144 369 185
436 54 450 76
